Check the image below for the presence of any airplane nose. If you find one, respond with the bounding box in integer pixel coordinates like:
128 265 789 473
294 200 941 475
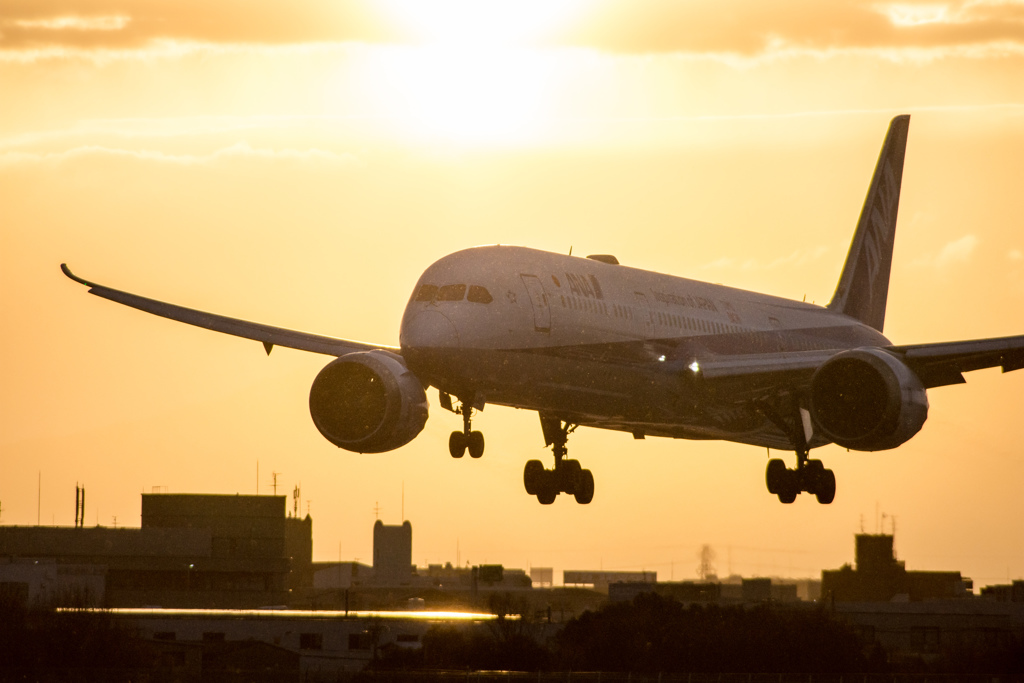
400 310 460 350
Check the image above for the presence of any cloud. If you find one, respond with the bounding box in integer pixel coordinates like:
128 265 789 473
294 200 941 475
1 0 1022 59
0 141 361 169
0 0 400 51
553 0 1024 55
910 233 980 267
0 115 361 152
935 234 979 266
700 246 830 271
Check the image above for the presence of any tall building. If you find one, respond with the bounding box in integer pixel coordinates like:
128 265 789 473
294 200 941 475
373 520 413 585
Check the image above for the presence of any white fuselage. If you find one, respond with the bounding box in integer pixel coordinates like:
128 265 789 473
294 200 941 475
399 246 889 449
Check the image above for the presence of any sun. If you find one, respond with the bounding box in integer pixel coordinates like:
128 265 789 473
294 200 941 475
362 45 559 145
346 1 586 146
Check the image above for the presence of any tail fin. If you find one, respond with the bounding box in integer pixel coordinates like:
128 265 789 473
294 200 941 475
827 115 910 332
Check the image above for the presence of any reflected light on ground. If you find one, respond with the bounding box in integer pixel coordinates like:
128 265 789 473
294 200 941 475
81 608 506 621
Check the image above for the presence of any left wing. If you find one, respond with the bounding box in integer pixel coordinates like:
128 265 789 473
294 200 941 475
61 264 398 357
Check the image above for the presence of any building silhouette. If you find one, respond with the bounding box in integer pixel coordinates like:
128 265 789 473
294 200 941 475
0 493 311 608
822 533 971 603
372 520 413 585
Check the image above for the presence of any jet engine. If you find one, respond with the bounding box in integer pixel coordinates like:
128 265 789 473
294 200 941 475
810 347 928 451
309 350 428 453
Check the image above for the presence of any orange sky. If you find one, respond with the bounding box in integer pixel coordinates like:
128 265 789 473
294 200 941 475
1 0 1022 586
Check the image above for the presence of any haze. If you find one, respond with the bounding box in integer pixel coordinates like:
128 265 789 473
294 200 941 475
1 0 1022 585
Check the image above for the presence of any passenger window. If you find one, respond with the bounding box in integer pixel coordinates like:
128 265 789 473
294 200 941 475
438 284 467 301
415 284 438 302
467 285 493 304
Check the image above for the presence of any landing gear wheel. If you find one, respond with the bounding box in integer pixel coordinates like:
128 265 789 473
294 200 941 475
777 469 798 504
766 459 787 495
448 432 466 458
447 396 484 459
560 459 582 494
815 469 836 505
467 431 485 459
531 416 598 505
574 469 595 505
536 470 558 505
523 460 544 496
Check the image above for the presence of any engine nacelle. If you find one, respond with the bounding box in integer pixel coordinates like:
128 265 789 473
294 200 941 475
810 348 928 451
309 351 428 453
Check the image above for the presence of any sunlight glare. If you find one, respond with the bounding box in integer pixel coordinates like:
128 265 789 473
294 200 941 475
357 45 558 146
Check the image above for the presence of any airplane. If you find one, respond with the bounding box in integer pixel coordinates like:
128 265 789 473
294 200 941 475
62 114 1024 506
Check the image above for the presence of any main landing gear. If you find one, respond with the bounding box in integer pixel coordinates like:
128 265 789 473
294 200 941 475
523 416 595 505
756 400 836 505
765 449 836 505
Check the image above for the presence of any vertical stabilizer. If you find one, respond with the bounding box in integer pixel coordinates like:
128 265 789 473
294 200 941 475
827 115 910 332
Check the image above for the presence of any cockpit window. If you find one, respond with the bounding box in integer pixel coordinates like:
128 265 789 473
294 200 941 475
415 284 438 302
438 284 467 301
467 285 493 304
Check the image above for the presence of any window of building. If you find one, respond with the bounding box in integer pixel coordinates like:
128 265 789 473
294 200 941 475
414 284 438 302
348 632 372 651
438 284 466 301
910 627 940 654
396 634 419 644
300 633 324 650
467 285 493 304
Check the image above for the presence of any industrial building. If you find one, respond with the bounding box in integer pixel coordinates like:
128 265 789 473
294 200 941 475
0 493 312 608
821 533 972 603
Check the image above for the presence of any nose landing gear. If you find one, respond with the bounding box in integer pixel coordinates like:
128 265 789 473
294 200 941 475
523 416 595 505
442 392 484 459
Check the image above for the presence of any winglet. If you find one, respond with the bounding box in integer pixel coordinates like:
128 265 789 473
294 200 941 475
61 263 95 288
827 115 911 332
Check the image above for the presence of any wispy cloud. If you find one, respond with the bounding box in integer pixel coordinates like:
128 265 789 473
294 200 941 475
1 0 1022 61
699 246 830 271
9 15 131 31
0 115 370 152
0 142 361 169
936 234 979 266
911 233 980 267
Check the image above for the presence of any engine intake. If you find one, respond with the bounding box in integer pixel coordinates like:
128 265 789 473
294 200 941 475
309 351 428 453
810 348 928 451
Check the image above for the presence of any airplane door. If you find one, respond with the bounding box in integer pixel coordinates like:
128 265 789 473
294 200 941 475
634 292 655 339
520 274 551 333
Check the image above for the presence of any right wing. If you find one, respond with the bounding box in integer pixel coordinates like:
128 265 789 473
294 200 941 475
61 264 398 357
889 335 1024 388
689 332 1024 401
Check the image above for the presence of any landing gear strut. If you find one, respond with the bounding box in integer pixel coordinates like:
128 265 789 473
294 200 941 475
523 416 595 505
442 392 484 459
